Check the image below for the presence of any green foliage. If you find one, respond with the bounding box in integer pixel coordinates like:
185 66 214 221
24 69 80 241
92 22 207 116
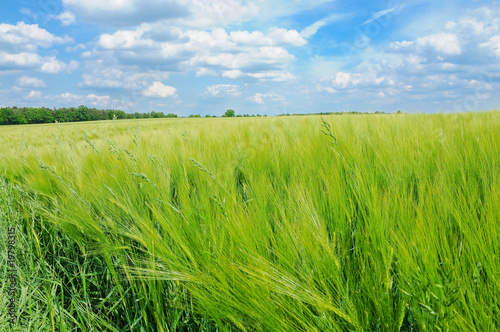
0 111 499 331
0 108 8 125
24 108 55 124
223 109 235 117
0 106 180 126
152 111 165 118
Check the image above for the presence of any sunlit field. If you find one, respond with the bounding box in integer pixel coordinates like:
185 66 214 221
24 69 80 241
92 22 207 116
1 112 499 331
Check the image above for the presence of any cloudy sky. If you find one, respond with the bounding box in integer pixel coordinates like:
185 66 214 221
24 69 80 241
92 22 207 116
0 0 499 116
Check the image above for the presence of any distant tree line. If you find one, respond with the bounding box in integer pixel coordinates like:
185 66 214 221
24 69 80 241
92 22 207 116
0 106 404 126
0 105 179 125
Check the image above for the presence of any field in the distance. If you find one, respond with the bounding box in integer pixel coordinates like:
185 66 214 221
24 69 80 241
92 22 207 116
1 112 499 331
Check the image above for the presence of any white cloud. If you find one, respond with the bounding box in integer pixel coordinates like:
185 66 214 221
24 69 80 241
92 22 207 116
246 92 284 104
391 33 462 56
300 13 345 39
362 5 405 25
206 84 240 97
98 27 154 49
46 92 116 108
229 30 270 45
0 22 75 74
143 81 177 98
316 85 337 93
390 40 414 50
441 62 457 70
0 52 77 73
222 70 243 79
41 58 79 74
16 75 46 88
25 90 42 99
195 67 216 76
62 0 188 27
79 63 170 90
63 0 134 11
61 0 259 28
480 35 500 56
0 51 42 68
458 18 484 34
246 71 295 82
416 33 461 55
0 22 73 51
89 25 302 82
445 21 457 30
220 69 295 82
191 46 294 69
55 11 77 26
86 94 112 106
176 0 259 28
325 71 386 90
229 28 306 46
66 43 86 52
268 28 307 46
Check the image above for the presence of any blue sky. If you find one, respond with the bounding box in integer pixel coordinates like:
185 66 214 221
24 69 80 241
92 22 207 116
0 0 499 116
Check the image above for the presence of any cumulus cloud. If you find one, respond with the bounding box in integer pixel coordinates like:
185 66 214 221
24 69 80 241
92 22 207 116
391 33 462 55
0 22 73 52
186 0 260 28
246 71 296 82
86 25 303 83
16 75 46 88
143 82 177 97
0 22 76 75
79 62 170 90
246 92 284 104
230 28 306 46
222 70 243 79
55 11 77 26
0 51 42 69
25 90 42 99
205 84 240 97
97 27 154 49
0 51 78 73
327 71 387 89
195 67 216 76
45 92 121 108
315 15 499 111
41 58 79 74
416 33 461 55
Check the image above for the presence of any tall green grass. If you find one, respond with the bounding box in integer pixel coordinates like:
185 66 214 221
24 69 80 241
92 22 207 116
1 112 499 331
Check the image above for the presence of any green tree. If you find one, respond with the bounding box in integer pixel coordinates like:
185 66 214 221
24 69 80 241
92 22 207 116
54 110 66 122
10 108 27 124
67 108 78 122
0 108 9 125
223 109 235 117
76 105 90 121
114 110 126 119
39 108 55 123
152 111 165 118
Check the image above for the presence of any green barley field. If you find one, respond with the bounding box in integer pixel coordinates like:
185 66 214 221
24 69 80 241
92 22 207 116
1 112 499 331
